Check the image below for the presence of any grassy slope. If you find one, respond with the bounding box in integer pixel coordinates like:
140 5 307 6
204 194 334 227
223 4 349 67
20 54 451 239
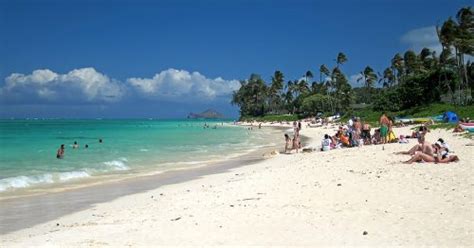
240 104 474 124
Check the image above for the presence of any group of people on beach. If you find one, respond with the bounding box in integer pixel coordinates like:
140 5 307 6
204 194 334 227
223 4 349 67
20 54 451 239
284 121 303 153
313 113 461 164
56 139 102 159
319 114 394 151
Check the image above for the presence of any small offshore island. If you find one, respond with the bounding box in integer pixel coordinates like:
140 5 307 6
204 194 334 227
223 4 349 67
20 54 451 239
1 2 473 247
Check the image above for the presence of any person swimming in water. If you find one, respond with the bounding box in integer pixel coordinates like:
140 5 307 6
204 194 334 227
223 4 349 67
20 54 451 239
72 141 79 149
56 144 65 159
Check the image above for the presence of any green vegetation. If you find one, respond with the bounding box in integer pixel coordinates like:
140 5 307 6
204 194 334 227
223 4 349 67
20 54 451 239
232 7 473 121
342 103 474 125
240 114 299 122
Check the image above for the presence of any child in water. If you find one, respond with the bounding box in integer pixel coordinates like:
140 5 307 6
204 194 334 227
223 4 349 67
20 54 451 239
56 144 65 159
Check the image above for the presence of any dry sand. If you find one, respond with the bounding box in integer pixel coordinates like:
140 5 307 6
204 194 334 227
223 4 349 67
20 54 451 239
1 124 473 246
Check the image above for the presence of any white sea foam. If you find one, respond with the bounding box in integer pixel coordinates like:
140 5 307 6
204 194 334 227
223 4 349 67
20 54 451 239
0 171 90 192
57 171 90 181
139 149 149 152
103 159 130 171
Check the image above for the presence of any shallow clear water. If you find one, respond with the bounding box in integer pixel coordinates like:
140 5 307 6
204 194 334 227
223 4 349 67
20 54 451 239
0 119 277 193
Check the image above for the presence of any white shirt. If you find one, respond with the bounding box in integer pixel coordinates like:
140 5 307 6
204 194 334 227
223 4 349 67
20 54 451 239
348 119 353 127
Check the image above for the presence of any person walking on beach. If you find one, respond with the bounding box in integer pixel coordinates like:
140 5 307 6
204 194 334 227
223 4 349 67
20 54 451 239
56 144 65 159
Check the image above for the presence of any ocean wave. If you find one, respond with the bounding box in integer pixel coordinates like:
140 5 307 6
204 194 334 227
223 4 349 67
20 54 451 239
57 171 91 181
0 171 91 192
103 158 130 171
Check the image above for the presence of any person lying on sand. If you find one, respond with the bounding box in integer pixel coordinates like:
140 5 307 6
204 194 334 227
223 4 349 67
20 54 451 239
395 136 433 155
403 153 459 164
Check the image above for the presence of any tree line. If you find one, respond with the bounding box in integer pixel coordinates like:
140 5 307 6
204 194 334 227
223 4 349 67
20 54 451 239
232 7 473 118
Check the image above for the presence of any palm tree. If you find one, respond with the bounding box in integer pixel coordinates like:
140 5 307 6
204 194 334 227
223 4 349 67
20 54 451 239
391 53 404 84
455 7 473 104
357 66 378 101
336 52 348 68
269 71 285 113
404 50 419 74
297 79 310 96
305 70 313 84
379 67 395 88
284 80 296 114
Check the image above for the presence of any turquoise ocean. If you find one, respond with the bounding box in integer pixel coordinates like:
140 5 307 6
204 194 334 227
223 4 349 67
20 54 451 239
0 119 279 194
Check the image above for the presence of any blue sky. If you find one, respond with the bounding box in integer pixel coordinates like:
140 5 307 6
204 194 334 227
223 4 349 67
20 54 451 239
0 0 470 118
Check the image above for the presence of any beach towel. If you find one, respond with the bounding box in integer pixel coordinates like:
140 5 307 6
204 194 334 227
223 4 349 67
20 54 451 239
387 130 397 142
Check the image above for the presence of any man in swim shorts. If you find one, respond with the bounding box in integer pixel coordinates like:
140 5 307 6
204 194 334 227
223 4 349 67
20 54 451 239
379 113 390 144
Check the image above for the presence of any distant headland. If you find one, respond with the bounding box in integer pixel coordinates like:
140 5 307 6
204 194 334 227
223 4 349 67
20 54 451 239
187 109 224 119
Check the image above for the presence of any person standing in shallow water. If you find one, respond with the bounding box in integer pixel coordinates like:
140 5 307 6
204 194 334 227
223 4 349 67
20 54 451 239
56 144 65 159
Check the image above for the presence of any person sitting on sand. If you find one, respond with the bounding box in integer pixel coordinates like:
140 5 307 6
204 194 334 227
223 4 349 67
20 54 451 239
56 144 65 159
362 122 371 145
453 123 464 133
339 132 350 147
321 134 332 151
409 126 429 139
395 135 433 156
433 140 450 160
437 138 450 152
372 129 381 144
284 134 291 153
403 153 459 164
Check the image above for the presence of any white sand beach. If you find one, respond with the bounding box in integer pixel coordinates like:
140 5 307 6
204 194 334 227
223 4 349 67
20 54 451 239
1 124 473 246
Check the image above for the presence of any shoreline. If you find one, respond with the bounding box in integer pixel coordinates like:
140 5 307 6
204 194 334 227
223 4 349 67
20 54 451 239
0 125 289 234
1 124 472 246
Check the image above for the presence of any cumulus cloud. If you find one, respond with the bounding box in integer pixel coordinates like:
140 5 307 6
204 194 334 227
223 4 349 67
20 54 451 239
127 68 240 101
400 26 442 54
348 74 363 88
2 68 241 105
2 68 125 103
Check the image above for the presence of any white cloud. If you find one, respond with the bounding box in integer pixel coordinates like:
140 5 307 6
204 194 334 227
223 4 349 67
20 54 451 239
2 68 240 105
3 68 124 103
400 26 442 54
348 74 363 88
127 68 240 101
